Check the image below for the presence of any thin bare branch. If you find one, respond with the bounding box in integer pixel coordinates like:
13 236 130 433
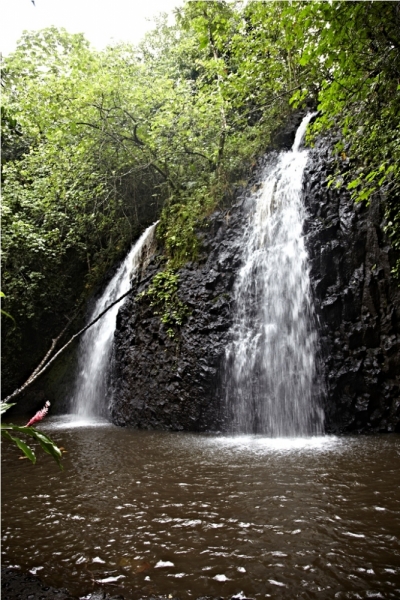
2 288 135 404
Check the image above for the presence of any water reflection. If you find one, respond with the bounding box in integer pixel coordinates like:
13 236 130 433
2 422 400 599
212 434 339 452
49 414 112 429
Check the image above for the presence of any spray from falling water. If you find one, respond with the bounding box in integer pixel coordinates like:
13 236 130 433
71 222 158 418
225 114 324 436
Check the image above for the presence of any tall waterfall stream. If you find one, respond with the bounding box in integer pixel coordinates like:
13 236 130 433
226 114 324 435
71 222 158 418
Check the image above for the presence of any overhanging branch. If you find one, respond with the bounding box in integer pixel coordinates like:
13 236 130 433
2 287 135 404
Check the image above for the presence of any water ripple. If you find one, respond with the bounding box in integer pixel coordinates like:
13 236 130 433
2 426 400 599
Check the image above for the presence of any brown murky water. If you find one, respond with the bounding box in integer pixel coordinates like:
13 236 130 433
2 416 400 599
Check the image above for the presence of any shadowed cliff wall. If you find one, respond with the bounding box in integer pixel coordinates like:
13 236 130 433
304 136 400 433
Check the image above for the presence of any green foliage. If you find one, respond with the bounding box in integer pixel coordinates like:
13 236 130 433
1 29 158 390
2 2 297 384
151 0 297 268
1 403 63 469
140 268 190 337
284 0 400 277
0 292 15 324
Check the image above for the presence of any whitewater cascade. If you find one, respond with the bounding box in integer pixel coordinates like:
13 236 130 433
225 114 324 436
71 222 158 417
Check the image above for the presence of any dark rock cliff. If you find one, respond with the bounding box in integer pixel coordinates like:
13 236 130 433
110 198 249 431
110 131 400 434
304 137 400 433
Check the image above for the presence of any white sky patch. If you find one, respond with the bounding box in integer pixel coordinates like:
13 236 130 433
1 0 184 57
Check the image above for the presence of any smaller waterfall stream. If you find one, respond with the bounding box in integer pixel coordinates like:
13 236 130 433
71 222 158 418
225 114 324 436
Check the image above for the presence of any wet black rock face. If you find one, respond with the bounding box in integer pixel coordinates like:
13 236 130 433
110 196 251 431
303 137 400 433
110 133 400 434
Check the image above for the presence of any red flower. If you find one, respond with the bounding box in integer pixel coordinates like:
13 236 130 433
26 401 50 427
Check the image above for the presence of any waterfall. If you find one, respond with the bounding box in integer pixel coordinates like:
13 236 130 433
225 114 324 436
71 222 158 418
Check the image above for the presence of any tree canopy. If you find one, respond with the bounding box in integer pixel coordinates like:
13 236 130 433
2 1 399 394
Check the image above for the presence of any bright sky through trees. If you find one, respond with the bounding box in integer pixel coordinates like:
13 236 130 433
0 0 184 56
